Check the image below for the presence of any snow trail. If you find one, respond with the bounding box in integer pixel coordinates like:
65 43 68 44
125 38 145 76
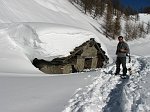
63 72 120 112
63 56 150 112
122 57 150 112
103 76 129 112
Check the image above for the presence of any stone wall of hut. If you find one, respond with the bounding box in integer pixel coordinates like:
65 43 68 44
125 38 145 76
74 44 98 71
40 64 72 74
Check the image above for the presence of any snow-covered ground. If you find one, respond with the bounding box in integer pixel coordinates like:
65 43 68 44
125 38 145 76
0 0 150 112
63 56 150 112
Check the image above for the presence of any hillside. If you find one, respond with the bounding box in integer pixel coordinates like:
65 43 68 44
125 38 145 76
0 0 150 112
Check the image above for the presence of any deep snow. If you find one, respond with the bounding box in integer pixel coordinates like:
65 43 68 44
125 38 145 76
0 0 150 112
63 56 150 112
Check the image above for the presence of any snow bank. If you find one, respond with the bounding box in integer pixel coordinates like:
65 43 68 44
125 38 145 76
7 23 107 60
0 22 109 73
0 28 42 74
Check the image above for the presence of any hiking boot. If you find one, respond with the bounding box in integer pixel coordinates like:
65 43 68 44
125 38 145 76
115 73 119 75
122 74 127 76
121 75 127 79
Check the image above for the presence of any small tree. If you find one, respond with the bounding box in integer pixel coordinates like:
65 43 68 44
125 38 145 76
80 0 88 14
124 20 132 40
93 0 105 18
146 21 150 34
112 14 121 39
112 0 121 16
138 22 146 38
131 25 138 39
135 13 139 21
103 0 113 38
143 6 150 14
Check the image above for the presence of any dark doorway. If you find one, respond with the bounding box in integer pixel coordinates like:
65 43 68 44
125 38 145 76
71 65 78 73
97 56 103 68
84 58 92 69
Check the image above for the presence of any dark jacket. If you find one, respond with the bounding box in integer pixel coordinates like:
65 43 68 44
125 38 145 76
116 41 129 57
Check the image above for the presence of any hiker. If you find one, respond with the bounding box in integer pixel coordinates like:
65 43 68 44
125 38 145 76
115 36 130 78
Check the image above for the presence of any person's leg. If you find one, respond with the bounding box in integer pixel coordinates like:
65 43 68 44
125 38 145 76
122 57 127 76
115 57 121 75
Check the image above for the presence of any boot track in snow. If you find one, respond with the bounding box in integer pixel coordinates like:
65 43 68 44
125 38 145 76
63 56 150 112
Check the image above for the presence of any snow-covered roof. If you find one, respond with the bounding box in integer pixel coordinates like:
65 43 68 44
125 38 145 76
6 23 106 62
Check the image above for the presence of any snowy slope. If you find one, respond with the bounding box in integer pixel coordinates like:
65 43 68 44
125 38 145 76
0 0 150 112
0 0 80 24
0 0 98 32
0 0 109 73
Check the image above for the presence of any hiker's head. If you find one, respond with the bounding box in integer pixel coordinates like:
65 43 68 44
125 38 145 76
118 36 123 42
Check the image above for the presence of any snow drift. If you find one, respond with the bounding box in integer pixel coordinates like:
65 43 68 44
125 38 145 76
0 22 108 74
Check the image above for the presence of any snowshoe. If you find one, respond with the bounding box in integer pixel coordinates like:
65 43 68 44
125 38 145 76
121 75 130 79
120 75 127 79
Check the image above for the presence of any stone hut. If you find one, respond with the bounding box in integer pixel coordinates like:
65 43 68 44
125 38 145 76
33 38 109 74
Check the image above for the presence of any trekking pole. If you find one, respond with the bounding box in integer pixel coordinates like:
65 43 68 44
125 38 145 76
128 53 131 63
127 53 132 75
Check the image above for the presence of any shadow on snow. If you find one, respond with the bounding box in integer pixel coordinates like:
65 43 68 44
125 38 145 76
103 76 129 112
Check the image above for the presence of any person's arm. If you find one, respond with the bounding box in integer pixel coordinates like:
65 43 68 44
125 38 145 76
120 48 128 53
120 43 129 53
116 44 119 55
